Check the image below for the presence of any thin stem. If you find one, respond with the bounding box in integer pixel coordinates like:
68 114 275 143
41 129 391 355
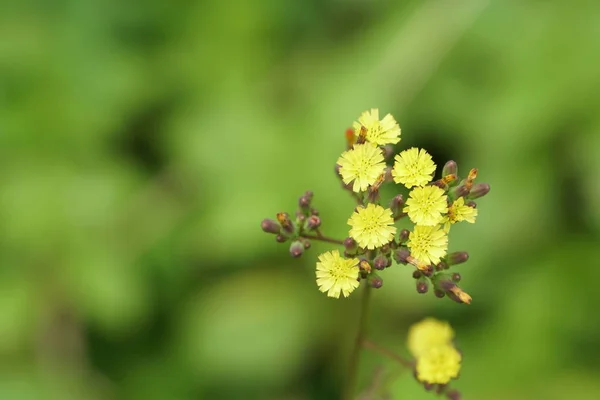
344 283 372 400
362 339 413 368
300 233 344 245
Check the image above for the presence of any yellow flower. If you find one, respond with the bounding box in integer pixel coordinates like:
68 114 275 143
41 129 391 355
441 197 478 232
352 108 401 146
337 143 386 193
392 148 436 188
315 250 360 298
407 318 455 358
403 186 448 226
416 345 462 384
407 225 448 265
348 204 396 249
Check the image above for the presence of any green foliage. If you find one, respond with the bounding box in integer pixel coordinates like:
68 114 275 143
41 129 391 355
1 0 600 398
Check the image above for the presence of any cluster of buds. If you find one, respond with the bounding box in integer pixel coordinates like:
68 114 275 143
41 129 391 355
261 108 490 302
261 191 323 258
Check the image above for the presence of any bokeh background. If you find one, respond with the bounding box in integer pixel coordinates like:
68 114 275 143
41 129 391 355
2 0 600 399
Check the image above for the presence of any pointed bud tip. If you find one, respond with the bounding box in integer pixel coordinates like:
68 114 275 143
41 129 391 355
442 160 458 177
289 241 304 258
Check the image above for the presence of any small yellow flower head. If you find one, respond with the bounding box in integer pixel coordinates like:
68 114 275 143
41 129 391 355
407 225 448 265
391 148 436 188
442 197 478 231
352 108 401 146
416 345 462 384
337 143 386 193
315 250 360 298
407 318 455 358
348 204 397 249
403 186 448 226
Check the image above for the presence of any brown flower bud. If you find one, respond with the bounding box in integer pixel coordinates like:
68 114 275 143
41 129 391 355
446 251 469 266
442 160 458 177
468 183 490 199
261 218 281 234
289 241 304 258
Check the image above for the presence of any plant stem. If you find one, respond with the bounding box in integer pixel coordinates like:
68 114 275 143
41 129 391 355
344 282 372 400
362 339 413 368
300 233 344 245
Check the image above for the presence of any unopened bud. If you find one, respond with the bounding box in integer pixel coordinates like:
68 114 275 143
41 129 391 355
390 194 405 217
412 270 422 279
276 234 287 243
416 278 429 294
446 251 469 266
449 286 472 304
446 390 462 400
345 128 355 148
466 200 477 208
423 382 435 391
303 240 311 249
344 237 357 252
310 207 319 216
394 248 410 264
442 160 458 177
449 185 469 199
306 215 321 231
373 255 389 270
398 229 410 244
359 260 372 274
468 183 490 199
451 273 461 282
276 212 295 234
289 241 304 258
434 289 445 298
369 274 383 289
298 195 311 211
261 218 281 234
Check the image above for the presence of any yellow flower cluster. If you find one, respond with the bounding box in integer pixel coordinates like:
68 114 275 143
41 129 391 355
315 108 482 299
408 318 461 385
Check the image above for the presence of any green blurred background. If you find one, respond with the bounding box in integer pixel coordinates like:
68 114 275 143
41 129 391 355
2 0 600 399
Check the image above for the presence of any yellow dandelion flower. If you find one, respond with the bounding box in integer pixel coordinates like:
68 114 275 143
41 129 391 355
392 148 436 188
416 345 462 384
407 225 448 265
315 250 360 298
352 108 401 146
441 197 478 232
337 143 386 193
348 204 396 249
407 318 455 358
403 186 448 226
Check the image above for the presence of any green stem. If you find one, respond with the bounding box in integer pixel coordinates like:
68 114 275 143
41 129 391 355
362 339 413 368
344 282 372 400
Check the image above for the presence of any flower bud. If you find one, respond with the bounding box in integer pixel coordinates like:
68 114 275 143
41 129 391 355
468 183 490 199
398 229 410 244
306 215 321 231
442 160 458 177
344 237 357 253
449 184 469 199
466 200 477 208
276 212 295 234
310 207 319 216
298 195 311 211
373 255 390 270
359 260 372 274
446 390 462 400
434 289 445 298
416 278 429 294
276 234 287 243
303 239 311 249
451 272 461 282
289 240 304 258
369 274 383 289
412 270 422 279
446 251 469 266
390 194 405 217
261 218 281 234
394 248 410 264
